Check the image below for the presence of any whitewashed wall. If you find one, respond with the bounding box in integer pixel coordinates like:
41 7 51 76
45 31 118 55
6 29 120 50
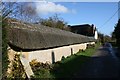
26 42 91 63
8 42 95 77
8 42 95 64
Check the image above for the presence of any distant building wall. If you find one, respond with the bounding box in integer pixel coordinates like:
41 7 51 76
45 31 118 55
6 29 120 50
94 30 98 40
93 26 98 40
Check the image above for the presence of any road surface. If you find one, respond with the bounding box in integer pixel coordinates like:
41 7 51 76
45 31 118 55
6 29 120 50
73 45 120 78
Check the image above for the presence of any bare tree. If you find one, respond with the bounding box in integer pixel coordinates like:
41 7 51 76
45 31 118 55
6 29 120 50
1 2 40 23
18 2 39 23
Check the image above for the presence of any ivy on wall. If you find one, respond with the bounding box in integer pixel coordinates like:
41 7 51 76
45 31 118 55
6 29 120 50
2 19 27 79
2 19 9 79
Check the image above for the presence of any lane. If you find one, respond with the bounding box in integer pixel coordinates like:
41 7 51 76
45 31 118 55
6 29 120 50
73 43 120 78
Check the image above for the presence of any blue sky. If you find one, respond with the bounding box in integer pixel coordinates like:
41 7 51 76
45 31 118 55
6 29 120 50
2 1 119 36
59 2 118 36
35 2 119 36
3 0 120 2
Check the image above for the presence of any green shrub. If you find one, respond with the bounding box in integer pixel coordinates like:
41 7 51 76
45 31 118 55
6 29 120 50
30 59 53 78
2 19 9 79
7 54 27 79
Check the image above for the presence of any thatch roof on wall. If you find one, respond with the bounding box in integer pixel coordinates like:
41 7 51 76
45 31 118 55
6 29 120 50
6 19 95 51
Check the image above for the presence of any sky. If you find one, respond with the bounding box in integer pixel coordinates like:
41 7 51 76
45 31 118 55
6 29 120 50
2 0 120 2
2 0 119 36
34 2 119 36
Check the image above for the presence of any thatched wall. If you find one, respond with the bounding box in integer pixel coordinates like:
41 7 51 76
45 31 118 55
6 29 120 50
6 20 95 51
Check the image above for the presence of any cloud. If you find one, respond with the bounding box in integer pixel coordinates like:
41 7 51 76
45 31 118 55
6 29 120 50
71 9 77 14
35 2 69 15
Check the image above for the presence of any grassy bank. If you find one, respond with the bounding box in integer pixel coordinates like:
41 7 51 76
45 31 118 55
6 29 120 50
30 43 100 79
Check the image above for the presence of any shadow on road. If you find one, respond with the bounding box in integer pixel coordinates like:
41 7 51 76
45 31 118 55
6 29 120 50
51 47 120 79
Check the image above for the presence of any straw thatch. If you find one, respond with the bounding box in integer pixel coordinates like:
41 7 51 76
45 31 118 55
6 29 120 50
6 19 95 51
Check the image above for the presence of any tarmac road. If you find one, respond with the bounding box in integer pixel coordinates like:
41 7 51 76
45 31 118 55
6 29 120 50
73 43 120 79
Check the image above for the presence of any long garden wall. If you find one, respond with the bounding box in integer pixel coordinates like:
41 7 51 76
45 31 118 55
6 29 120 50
6 19 96 77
